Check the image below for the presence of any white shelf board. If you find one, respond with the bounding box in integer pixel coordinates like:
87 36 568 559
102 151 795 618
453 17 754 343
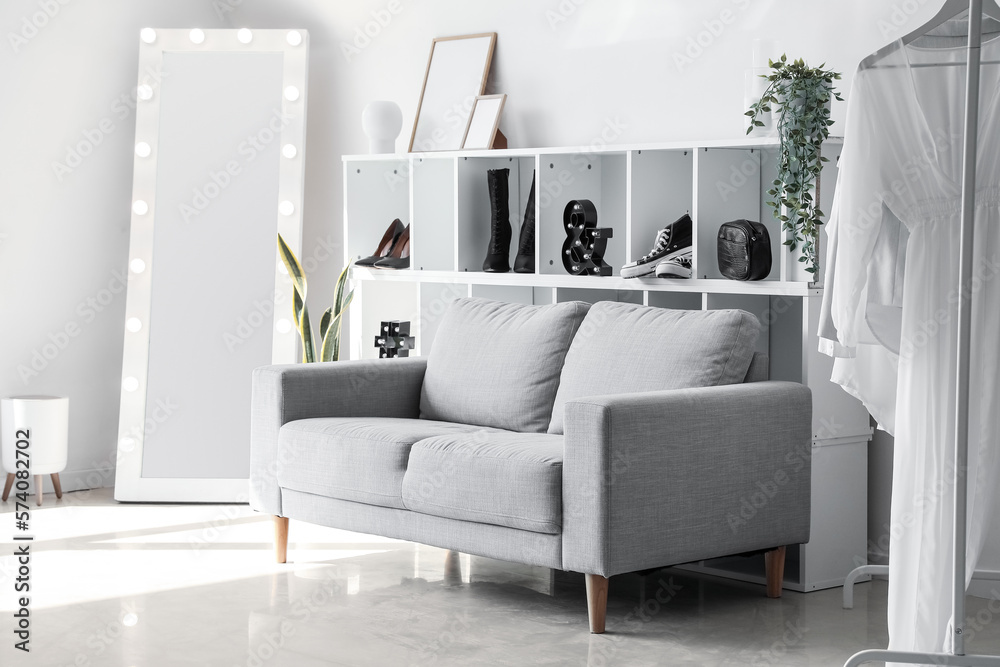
351 267 819 296
342 136 844 163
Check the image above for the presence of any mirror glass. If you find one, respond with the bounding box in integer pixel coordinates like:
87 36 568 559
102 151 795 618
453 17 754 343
115 29 309 501
409 33 496 152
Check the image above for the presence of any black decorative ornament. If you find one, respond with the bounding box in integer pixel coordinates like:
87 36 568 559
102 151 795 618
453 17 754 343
561 199 613 276
375 321 415 358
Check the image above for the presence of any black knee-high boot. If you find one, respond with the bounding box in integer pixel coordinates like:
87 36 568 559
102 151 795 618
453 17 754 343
483 168 511 273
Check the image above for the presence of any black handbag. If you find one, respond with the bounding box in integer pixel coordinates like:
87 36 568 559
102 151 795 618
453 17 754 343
717 219 772 281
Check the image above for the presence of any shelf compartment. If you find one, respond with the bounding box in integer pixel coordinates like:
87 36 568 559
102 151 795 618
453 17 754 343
555 287 642 306
537 151 627 276
344 158 409 264
455 155 535 272
628 149 694 268
350 279 419 361
646 291 702 310
411 157 456 271
694 148 766 281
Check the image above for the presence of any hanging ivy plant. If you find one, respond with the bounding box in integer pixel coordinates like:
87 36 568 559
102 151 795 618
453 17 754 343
746 55 842 276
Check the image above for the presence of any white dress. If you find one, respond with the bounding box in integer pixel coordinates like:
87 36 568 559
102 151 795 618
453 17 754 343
819 19 1000 663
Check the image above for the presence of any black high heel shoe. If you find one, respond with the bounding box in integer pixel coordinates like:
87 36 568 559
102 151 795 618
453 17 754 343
357 218 405 266
373 225 410 269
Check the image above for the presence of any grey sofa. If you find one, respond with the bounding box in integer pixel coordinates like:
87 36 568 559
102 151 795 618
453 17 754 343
249 298 812 633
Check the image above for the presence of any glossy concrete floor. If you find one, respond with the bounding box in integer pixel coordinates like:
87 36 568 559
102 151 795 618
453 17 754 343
2 490 1000 666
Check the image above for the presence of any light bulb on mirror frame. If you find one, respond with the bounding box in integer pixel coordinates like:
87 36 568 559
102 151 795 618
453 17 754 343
130 258 146 274
132 200 149 215
279 200 295 216
282 144 297 159
126 318 142 333
123 377 140 392
284 86 300 102
286 30 303 46
189 28 205 44
137 85 153 101
135 142 151 158
237 28 252 44
140 28 156 44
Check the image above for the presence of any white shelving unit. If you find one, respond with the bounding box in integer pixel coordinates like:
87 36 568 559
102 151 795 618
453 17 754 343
341 137 873 593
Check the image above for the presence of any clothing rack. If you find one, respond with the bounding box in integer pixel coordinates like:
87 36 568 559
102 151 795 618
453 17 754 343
843 0 1000 665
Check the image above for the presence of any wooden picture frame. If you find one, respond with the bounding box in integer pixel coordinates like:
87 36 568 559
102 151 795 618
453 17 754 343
460 94 508 150
408 32 497 153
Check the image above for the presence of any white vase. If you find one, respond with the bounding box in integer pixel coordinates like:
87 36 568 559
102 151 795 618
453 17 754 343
361 101 403 155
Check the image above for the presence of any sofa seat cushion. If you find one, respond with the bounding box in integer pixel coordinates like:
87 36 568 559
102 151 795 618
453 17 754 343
419 297 590 433
276 418 501 509
401 432 564 534
548 302 762 434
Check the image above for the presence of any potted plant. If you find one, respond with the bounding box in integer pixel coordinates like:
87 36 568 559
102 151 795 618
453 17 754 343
277 233 354 362
746 55 842 277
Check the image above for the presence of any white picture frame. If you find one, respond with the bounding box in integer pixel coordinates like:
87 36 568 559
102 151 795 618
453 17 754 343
460 94 507 150
114 29 309 502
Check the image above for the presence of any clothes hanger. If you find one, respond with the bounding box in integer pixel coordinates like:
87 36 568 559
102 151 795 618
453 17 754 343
899 0 1000 43
862 0 1000 68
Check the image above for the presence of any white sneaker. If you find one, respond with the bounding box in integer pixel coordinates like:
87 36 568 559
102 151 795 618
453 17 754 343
654 251 693 279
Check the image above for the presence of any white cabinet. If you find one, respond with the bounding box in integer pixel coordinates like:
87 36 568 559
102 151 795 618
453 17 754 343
341 137 871 592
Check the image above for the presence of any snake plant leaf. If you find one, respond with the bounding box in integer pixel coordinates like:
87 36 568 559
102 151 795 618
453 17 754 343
333 260 353 317
319 307 333 343
319 290 353 362
277 233 308 302
299 299 316 363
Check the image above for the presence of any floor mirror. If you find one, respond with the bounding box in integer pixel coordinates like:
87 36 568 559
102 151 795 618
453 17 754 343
115 29 309 501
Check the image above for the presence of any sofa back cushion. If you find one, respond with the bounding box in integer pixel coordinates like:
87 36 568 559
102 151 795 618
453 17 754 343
548 302 761 434
420 297 590 433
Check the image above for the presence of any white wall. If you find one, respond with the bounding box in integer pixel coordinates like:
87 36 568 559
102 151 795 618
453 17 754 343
0 0 938 530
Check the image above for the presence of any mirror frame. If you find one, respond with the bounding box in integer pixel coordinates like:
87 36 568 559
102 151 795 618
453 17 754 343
114 28 309 502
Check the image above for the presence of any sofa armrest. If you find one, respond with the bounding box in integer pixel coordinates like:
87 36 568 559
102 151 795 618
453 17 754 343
562 381 812 577
249 357 427 515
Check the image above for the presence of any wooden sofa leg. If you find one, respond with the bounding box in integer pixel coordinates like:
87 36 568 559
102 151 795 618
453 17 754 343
274 516 289 564
765 546 786 598
585 574 609 633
